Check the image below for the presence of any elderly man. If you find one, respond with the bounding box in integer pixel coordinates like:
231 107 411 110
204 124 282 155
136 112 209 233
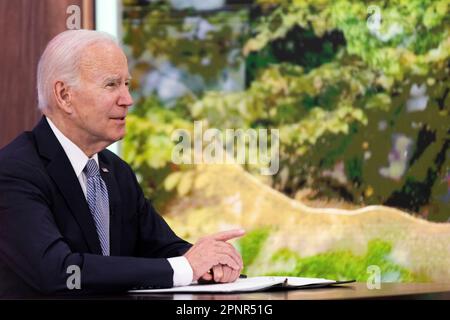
0 30 244 298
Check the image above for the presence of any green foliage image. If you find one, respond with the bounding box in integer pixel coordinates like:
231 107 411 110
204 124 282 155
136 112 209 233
239 229 427 282
121 0 450 282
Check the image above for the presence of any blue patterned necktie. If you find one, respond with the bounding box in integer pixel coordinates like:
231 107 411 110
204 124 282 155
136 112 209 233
84 159 110 256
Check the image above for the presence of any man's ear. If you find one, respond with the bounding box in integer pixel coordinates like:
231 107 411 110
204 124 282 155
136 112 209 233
53 81 73 114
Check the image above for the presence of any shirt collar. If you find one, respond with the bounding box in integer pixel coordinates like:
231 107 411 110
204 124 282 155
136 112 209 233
46 117 99 178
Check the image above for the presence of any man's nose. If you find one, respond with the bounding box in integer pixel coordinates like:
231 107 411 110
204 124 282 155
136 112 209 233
118 86 133 108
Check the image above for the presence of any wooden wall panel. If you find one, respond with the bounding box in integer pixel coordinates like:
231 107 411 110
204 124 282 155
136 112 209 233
0 0 94 148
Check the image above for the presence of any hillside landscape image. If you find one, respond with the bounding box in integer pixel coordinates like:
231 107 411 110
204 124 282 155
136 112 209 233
121 0 449 282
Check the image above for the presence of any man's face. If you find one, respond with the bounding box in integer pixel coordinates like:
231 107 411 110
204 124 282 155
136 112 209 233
69 42 133 146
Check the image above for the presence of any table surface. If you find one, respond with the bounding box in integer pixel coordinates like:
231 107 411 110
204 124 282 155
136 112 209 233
123 282 450 300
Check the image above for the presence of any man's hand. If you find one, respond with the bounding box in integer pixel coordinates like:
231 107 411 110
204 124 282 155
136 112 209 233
183 229 245 282
199 264 241 283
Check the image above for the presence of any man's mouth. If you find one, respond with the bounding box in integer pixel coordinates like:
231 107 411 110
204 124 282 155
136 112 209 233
111 116 126 121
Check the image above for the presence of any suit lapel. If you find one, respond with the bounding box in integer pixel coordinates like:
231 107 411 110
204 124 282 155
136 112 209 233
99 154 122 256
33 117 102 255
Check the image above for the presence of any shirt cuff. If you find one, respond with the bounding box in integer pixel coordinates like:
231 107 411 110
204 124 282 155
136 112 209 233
167 256 193 287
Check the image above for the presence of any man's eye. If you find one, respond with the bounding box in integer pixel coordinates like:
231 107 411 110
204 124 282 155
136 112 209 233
106 83 116 87
125 81 130 87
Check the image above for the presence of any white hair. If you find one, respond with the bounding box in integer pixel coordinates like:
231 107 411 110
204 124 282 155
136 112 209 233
37 29 118 111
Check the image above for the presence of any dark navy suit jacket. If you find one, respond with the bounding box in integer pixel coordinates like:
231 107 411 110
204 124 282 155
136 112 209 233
0 117 191 298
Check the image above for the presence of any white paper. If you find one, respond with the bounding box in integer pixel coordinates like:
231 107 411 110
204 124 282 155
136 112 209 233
128 276 337 293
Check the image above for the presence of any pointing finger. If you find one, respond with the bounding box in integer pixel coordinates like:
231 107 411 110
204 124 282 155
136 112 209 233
210 229 245 242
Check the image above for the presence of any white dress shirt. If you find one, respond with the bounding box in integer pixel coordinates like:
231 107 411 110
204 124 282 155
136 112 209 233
46 117 193 286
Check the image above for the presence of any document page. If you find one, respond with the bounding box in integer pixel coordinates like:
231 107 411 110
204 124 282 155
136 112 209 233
128 276 339 293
